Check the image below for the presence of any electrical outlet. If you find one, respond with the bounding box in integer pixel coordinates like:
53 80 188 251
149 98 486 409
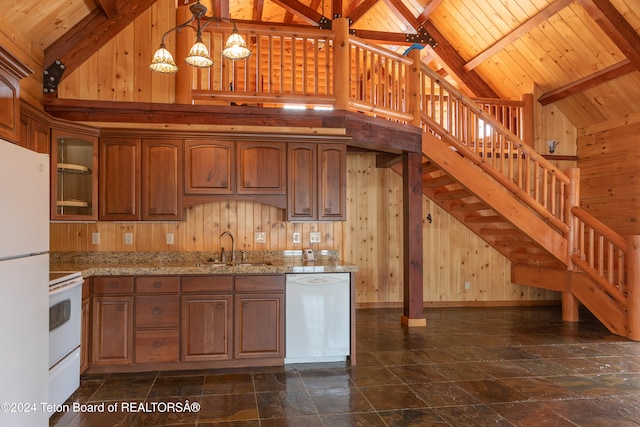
166 232 174 245
310 232 321 243
292 232 301 244
124 232 133 245
255 231 266 243
91 232 100 245
464 281 470 290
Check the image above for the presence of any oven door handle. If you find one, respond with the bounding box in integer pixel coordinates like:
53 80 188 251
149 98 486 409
49 277 84 296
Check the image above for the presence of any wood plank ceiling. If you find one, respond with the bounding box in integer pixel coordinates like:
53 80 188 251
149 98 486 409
2 0 639 129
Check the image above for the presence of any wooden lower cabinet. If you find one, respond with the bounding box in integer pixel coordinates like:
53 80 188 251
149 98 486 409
88 274 284 371
234 293 284 359
181 294 233 361
91 296 134 365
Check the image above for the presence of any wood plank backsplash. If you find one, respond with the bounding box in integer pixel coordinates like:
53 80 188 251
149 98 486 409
50 153 559 306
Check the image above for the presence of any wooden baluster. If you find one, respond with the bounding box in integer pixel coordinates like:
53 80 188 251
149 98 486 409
628 235 640 340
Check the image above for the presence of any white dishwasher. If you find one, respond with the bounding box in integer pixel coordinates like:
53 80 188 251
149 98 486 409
285 273 350 364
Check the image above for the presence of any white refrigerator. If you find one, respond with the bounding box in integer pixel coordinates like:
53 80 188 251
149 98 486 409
0 140 50 426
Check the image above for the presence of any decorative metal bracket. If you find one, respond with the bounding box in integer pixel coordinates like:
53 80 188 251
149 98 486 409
43 60 66 94
318 16 332 30
406 27 438 48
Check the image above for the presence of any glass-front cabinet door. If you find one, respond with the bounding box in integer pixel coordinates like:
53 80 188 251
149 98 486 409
50 129 98 221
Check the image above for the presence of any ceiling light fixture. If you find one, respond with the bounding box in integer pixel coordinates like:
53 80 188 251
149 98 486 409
149 0 251 74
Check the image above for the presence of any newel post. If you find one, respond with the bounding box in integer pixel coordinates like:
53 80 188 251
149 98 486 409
333 17 350 111
407 49 422 128
628 235 640 340
563 168 580 322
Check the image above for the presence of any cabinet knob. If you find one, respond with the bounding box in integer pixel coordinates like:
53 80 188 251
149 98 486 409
220 180 228 187
153 342 162 349
217 303 224 309
108 282 118 288
303 207 311 213
153 282 162 288
152 307 161 315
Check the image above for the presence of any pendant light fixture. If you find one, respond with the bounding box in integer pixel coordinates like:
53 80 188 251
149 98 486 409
149 0 252 74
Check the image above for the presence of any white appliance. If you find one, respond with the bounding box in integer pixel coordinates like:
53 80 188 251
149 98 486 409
0 140 50 426
48 271 83 413
285 273 350 363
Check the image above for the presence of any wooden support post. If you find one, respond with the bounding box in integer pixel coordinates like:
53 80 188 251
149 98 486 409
333 17 350 111
401 151 426 327
407 49 422 128
628 235 640 341
563 167 580 322
521 93 534 147
175 6 192 104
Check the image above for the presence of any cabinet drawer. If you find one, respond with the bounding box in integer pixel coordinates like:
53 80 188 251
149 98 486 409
135 295 180 328
235 275 285 292
182 276 233 293
134 330 179 364
93 276 134 294
135 276 180 293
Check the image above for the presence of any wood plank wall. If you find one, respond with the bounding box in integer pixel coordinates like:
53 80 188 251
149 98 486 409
51 153 560 306
578 117 640 236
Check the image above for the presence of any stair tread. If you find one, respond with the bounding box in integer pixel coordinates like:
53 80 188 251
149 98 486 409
450 202 490 212
434 189 472 200
465 215 505 223
424 175 456 188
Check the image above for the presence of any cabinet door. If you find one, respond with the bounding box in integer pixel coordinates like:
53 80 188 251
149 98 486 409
184 140 234 194
236 141 286 194
287 143 317 220
99 138 140 220
20 115 50 154
181 295 233 361
91 296 133 366
51 129 98 221
318 144 346 220
142 139 183 220
234 293 284 359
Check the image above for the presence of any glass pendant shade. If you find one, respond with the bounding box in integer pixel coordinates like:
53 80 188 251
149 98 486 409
149 44 178 73
185 37 214 68
222 30 252 60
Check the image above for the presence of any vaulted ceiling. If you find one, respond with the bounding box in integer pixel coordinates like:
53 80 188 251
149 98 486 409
3 0 640 129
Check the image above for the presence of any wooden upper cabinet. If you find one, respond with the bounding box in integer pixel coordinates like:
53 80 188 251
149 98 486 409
184 140 234 195
142 139 183 220
20 114 50 154
99 137 141 221
51 129 98 221
318 144 347 220
287 143 317 220
287 143 346 221
236 141 286 194
0 47 31 144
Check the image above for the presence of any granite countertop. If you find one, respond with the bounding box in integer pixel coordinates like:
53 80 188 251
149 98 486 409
50 250 358 278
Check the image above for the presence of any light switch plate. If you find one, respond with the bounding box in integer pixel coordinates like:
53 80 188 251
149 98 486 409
124 232 133 245
166 232 174 245
91 232 100 245
255 231 266 243
310 232 321 243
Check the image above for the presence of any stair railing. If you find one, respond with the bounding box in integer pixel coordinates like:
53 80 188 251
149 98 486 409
417 63 571 234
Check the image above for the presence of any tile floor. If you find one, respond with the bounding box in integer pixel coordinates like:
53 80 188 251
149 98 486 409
50 306 640 426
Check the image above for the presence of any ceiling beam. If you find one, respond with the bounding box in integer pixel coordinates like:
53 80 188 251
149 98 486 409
253 0 265 21
94 0 124 19
464 0 573 72
381 0 421 29
422 21 497 98
333 0 343 18
416 0 444 25
576 0 640 69
346 0 378 25
538 59 634 105
270 0 328 26
44 0 158 82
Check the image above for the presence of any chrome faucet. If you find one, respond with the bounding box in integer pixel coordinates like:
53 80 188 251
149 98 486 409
219 231 235 262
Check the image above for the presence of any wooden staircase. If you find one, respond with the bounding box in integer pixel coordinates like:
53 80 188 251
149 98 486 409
410 63 639 341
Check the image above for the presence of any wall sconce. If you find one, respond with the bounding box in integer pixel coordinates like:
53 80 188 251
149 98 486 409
546 139 559 153
149 0 251 74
